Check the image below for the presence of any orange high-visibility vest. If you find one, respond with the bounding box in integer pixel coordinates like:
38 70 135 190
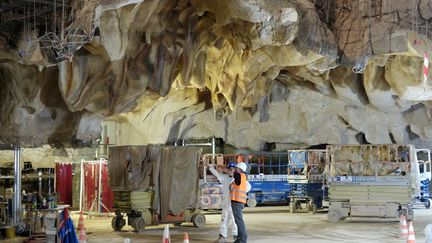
230 173 247 204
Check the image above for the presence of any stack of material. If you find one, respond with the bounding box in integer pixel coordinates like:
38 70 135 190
130 191 154 211
327 144 412 177
112 191 132 212
108 145 202 217
289 183 322 197
113 191 154 211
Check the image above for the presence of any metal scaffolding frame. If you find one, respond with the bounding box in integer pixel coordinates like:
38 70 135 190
0 144 22 226
55 158 111 216
0 0 93 63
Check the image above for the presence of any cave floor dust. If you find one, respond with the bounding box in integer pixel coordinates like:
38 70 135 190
3 205 432 242
68 205 432 243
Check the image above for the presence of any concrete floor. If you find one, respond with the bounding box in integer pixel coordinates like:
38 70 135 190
66 205 432 243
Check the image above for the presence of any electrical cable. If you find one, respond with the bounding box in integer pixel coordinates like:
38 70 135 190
33 0 36 33
54 0 56 35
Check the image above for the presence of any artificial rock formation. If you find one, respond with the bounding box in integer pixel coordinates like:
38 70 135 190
2 0 432 150
0 146 97 168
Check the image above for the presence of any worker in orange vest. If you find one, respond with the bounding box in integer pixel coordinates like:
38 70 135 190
207 162 238 243
230 155 249 243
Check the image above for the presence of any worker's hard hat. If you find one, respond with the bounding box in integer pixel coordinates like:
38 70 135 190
227 162 237 168
236 162 247 172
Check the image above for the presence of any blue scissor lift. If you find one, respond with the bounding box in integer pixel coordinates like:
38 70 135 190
199 153 292 209
287 150 328 213
246 153 291 207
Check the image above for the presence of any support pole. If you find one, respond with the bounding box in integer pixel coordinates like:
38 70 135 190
98 158 102 213
79 159 84 212
49 172 52 195
53 166 56 197
103 125 108 156
211 136 216 155
38 171 42 195
13 145 21 225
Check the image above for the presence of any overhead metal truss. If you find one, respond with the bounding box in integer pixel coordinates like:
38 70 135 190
0 0 93 63
0 0 69 31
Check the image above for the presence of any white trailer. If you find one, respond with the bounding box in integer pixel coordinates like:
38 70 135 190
326 144 417 223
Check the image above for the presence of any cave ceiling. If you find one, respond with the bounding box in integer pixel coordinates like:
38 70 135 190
1 0 432 150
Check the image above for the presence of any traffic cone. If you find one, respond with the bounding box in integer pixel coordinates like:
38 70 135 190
162 225 170 243
183 232 189 243
407 221 416 243
78 211 86 243
399 215 408 239
78 211 84 230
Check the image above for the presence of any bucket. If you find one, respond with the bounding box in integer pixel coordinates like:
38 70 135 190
5 226 15 238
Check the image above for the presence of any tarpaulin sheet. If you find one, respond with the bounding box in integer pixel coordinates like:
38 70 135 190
56 163 73 205
108 145 159 191
82 163 114 212
108 145 202 216
83 164 96 211
101 163 114 212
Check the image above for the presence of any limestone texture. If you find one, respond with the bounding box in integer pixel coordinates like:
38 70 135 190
1 0 432 150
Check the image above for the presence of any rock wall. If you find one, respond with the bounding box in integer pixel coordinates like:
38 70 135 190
0 146 97 168
1 0 432 150
112 81 430 150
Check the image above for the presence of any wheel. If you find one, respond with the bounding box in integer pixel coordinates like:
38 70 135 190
399 208 414 220
201 195 211 207
247 198 257 207
327 210 341 223
289 200 295 213
111 216 126 231
399 209 407 217
424 199 431 209
211 194 222 208
128 217 135 227
406 209 414 221
132 217 145 232
192 214 206 228
309 202 318 214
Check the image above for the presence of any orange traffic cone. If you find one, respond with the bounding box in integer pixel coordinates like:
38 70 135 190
78 211 86 243
162 225 170 243
407 221 416 243
399 215 408 239
78 211 84 230
183 232 189 243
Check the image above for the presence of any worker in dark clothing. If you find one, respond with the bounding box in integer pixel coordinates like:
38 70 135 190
230 155 250 243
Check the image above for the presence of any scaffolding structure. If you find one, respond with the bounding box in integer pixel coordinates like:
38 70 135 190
55 158 112 217
79 158 112 217
0 0 94 63
38 26 91 61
